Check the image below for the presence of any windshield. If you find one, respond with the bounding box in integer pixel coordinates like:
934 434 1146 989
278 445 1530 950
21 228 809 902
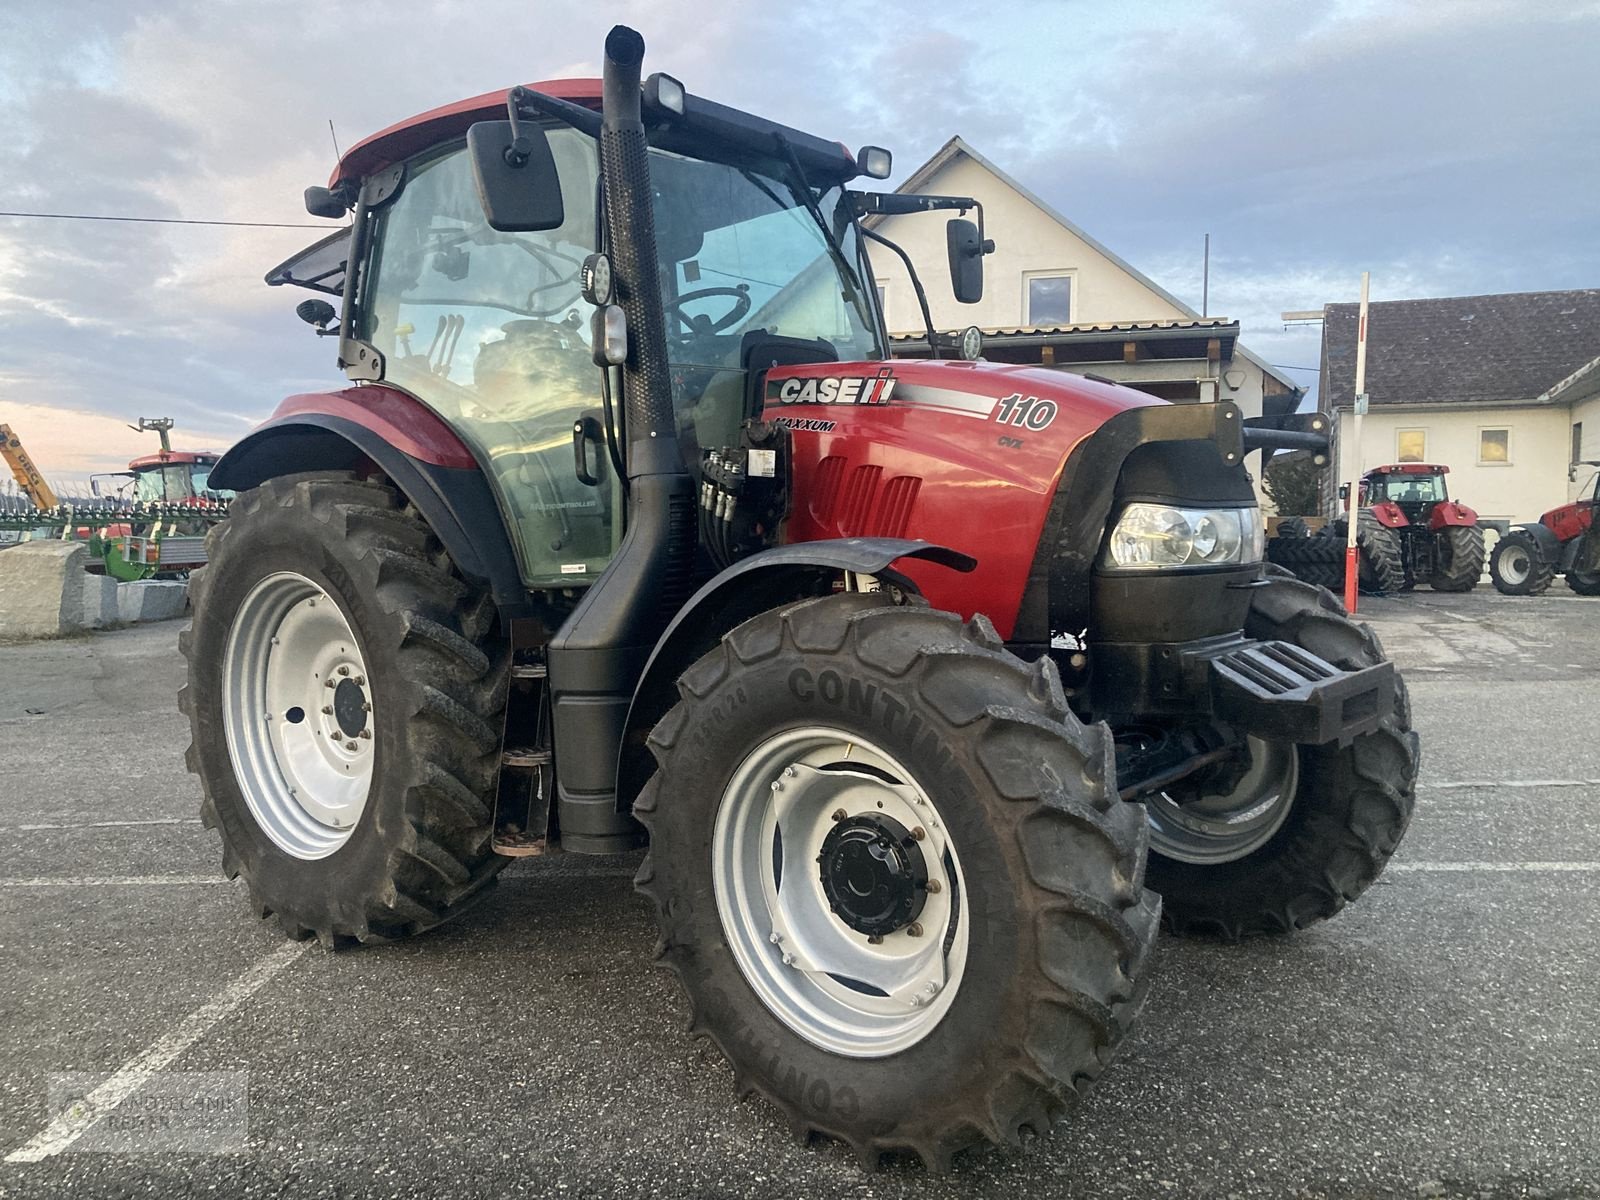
1380 473 1446 504
135 466 193 503
651 154 881 453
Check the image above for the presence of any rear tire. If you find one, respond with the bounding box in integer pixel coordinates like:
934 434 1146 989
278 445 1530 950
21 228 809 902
1489 530 1553 595
1326 515 1405 594
1428 524 1484 592
1145 575 1419 938
635 593 1158 1169
179 472 507 944
1568 569 1600 596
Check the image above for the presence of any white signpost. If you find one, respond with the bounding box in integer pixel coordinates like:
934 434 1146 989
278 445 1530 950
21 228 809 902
1344 272 1371 612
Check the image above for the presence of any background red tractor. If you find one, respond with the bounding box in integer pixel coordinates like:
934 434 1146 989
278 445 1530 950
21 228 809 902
180 27 1418 1168
1490 461 1600 595
1333 463 1484 592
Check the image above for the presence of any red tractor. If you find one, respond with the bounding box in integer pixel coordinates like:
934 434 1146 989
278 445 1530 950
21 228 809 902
1337 463 1484 592
182 28 1417 1168
1490 462 1600 595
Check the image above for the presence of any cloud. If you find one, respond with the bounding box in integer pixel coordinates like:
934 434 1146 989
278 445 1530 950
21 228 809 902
0 0 1594 468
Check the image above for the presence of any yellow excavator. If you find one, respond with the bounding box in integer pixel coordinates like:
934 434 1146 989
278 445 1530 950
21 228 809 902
0 422 59 510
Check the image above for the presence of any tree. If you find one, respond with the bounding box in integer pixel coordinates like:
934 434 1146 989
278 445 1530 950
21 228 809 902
1262 452 1323 516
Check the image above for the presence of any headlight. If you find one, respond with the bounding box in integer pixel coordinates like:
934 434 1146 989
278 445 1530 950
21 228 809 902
1103 503 1262 570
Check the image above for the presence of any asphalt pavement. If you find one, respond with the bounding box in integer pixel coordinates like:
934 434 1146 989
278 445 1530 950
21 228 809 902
0 587 1596 1199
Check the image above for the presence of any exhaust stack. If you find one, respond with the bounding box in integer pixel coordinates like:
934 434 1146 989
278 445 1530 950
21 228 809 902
600 25 678 476
545 25 696 853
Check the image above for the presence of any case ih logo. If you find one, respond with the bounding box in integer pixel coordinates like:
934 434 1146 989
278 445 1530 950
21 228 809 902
768 368 897 407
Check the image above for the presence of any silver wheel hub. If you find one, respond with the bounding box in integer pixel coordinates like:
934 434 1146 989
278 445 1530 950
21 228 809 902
1146 736 1298 864
222 572 373 860
712 728 968 1058
1499 545 1530 584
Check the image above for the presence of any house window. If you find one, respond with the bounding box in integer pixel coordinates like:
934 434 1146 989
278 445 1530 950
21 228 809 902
1574 422 1584 465
1478 427 1511 465
1396 429 1427 462
1024 272 1072 326
874 280 889 328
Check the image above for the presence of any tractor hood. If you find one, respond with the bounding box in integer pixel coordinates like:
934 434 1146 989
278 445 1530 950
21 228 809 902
761 358 1180 639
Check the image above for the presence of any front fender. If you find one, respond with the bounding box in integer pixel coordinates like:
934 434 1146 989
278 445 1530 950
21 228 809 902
614 538 976 809
210 390 532 622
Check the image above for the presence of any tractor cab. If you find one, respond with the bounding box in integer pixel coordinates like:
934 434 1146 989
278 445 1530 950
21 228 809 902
128 451 227 505
1362 463 1451 525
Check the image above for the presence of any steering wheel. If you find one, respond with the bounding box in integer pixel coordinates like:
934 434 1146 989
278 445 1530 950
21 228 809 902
663 285 752 335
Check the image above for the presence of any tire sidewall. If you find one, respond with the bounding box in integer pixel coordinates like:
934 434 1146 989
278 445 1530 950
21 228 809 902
189 498 418 923
649 643 1031 1139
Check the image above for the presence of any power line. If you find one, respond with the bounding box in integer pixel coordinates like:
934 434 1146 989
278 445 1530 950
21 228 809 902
0 210 331 229
1271 364 1322 373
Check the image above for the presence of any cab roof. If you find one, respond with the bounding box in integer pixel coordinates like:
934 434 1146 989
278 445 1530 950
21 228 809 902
129 452 219 471
1367 463 1449 476
333 79 602 187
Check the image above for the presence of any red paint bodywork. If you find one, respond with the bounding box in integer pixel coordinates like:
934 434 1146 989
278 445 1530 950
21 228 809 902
1541 499 1595 543
334 80 602 187
1427 499 1479 530
265 387 479 470
763 359 1161 638
1370 501 1408 528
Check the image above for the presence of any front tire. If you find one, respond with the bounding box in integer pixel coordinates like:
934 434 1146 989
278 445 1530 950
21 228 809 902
1145 574 1419 938
635 594 1158 1169
179 472 507 944
1489 530 1553 595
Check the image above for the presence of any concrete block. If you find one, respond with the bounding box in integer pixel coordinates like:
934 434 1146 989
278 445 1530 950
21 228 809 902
116 579 189 623
0 542 90 638
80 571 120 628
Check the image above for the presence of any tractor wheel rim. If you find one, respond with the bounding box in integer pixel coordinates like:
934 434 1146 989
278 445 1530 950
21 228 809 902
222 571 373 860
712 727 969 1059
1145 736 1298 864
1500 545 1530 584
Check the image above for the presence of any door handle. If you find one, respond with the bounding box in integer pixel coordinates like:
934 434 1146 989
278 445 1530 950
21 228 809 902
572 414 604 486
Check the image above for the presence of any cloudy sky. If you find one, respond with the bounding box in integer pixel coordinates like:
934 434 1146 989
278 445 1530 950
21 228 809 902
2 0 1596 477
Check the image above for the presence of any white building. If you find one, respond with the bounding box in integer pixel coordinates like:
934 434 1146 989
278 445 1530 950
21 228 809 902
1318 290 1600 523
872 137 1301 424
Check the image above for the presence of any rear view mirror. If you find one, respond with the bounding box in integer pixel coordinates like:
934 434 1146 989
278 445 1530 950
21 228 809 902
946 217 985 304
467 120 565 233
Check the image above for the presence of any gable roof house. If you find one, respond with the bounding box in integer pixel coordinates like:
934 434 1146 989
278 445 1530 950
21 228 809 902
872 137 1302 425
1318 289 1600 521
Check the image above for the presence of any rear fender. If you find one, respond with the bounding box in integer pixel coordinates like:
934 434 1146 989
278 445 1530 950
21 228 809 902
1512 521 1563 562
1370 501 1409 529
210 388 533 621
1428 500 1478 530
614 539 976 810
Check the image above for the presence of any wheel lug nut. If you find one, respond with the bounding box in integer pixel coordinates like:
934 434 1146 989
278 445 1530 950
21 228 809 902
926 879 942 894
831 808 847 822
321 706 333 715
338 666 350 677
770 781 782 792
906 922 924 938
781 953 795 967
782 767 795 778
358 730 371 740
354 676 365 686
362 702 371 712
769 932 783 945
911 826 926 841
345 741 358 751
325 679 336 689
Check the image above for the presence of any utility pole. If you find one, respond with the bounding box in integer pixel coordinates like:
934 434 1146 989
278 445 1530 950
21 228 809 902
1202 234 1210 318
1343 272 1370 612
